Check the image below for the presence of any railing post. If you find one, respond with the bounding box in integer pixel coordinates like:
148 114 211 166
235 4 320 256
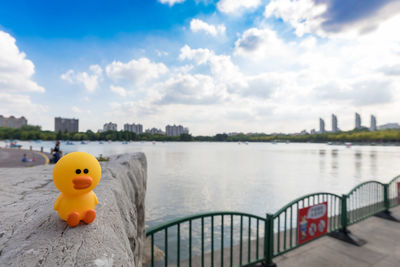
264 214 276 267
384 184 390 211
341 194 348 231
328 194 366 246
374 183 399 222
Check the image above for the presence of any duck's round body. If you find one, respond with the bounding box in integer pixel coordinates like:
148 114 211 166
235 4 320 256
54 191 98 221
53 152 101 227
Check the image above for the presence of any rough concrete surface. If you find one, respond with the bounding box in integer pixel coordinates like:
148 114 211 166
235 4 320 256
0 153 147 267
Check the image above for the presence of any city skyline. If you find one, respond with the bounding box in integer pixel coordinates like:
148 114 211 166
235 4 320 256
1 1 400 135
48 112 395 135
2 112 399 135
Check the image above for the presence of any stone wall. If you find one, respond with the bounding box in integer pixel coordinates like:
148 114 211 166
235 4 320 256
0 153 147 267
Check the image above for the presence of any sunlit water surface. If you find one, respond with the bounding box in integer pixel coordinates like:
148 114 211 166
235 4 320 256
7 141 400 228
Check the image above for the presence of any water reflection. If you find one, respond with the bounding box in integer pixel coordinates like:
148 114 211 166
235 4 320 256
354 150 362 179
369 150 377 178
319 149 326 175
331 149 338 172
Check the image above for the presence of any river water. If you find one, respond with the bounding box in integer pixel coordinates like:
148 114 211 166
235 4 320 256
7 141 400 228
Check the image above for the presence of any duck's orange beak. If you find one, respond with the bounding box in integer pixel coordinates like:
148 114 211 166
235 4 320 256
73 176 92 189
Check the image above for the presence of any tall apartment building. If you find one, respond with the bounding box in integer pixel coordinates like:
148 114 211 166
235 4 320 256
332 114 338 132
355 113 361 129
0 115 27 129
370 115 377 131
319 118 325 133
55 117 79 133
103 122 117 131
145 128 165 135
124 123 143 134
165 124 189 136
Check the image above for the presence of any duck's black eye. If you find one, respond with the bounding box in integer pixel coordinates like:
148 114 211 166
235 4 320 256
83 169 89 174
75 169 81 174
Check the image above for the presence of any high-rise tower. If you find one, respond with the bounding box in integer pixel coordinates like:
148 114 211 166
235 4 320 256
332 114 338 132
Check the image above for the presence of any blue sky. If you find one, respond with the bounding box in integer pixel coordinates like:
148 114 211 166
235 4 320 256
1 0 400 134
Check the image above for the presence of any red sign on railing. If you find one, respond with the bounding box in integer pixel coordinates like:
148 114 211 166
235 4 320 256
397 182 400 204
297 201 328 245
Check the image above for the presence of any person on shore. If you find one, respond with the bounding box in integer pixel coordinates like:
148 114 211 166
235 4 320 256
22 153 35 162
51 140 62 163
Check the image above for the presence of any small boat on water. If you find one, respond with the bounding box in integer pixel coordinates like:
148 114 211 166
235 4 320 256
81 141 88 144
345 142 352 148
9 141 22 148
99 141 104 144
66 141 74 145
122 141 128 144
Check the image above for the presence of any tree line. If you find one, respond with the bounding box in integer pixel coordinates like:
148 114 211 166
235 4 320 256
1 125 400 143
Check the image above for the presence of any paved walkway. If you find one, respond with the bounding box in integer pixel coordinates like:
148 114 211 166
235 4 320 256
274 206 400 267
0 147 50 167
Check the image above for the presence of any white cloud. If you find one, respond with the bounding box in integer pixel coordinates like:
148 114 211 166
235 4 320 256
265 0 327 37
72 106 81 113
110 85 127 97
179 45 213 64
179 45 247 90
234 27 290 60
105 57 168 85
217 0 262 14
158 0 185 6
0 92 48 125
61 64 103 92
156 50 169 57
155 74 224 105
264 0 400 38
0 31 45 93
190 19 226 36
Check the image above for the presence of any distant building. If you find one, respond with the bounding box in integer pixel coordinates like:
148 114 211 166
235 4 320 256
310 129 316 134
319 118 325 133
103 122 117 131
370 115 377 131
145 128 165 135
0 115 27 129
124 123 143 134
165 124 189 136
55 117 79 133
227 132 242 136
378 123 400 130
332 114 338 133
355 113 361 129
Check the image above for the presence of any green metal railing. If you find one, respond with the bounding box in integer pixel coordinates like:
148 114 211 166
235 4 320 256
388 175 400 208
346 181 386 225
146 211 266 267
146 175 400 267
269 192 342 259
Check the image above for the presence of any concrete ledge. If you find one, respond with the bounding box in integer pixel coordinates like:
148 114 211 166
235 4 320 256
0 153 147 267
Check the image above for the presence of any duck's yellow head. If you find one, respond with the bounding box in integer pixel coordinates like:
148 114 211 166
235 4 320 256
53 152 101 195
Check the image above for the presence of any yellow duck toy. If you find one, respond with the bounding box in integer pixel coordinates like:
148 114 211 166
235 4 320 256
53 152 101 227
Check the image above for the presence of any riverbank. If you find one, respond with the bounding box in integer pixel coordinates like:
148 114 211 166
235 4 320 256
0 147 50 167
2 125 400 143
